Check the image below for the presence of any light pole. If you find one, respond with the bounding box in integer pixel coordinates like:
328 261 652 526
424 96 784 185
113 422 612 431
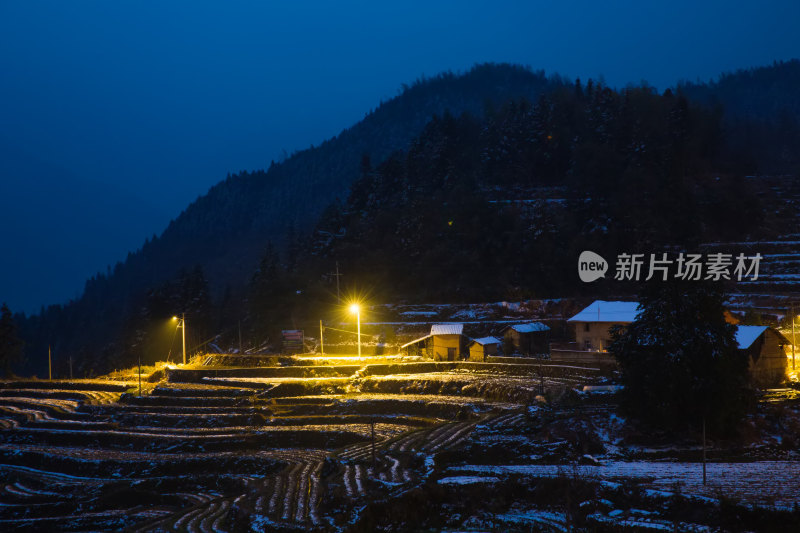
173 314 186 365
792 303 796 371
349 303 361 357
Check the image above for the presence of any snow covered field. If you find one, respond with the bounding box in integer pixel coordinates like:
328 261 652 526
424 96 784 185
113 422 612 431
448 461 800 509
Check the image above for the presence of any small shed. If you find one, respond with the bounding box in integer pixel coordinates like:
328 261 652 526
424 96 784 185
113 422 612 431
400 323 465 361
502 322 550 355
468 336 500 362
736 325 789 388
430 323 464 361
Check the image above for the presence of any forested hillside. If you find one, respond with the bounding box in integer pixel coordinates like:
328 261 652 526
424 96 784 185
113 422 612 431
679 59 800 175
15 64 563 376
251 81 764 343
12 61 800 377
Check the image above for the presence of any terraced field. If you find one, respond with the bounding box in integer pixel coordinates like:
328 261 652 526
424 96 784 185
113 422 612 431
0 361 588 531
3 360 799 531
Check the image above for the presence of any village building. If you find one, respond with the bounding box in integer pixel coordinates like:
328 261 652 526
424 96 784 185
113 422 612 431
551 300 790 386
468 336 501 362
549 300 638 364
501 322 550 355
736 325 789 388
400 323 465 361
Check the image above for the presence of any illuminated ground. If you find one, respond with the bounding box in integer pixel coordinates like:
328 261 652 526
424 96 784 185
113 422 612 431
1 357 799 531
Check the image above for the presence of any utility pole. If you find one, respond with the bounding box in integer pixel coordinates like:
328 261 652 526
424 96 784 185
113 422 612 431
320 320 324 356
69 355 73 380
181 312 186 365
539 362 545 395
138 353 142 397
48 345 52 381
702 416 707 486
333 262 342 303
371 420 376 469
238 320 243 354
790 302 794 371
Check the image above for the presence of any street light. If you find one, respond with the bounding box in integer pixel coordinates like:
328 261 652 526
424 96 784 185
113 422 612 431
791 303 796 371
349 303 361 357
172 314 186 365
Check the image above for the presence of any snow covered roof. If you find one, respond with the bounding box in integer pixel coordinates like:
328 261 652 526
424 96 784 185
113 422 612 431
508 322 550 333
735 325 768 349
568 300 640 323
431 323 464 336
471 336 500 346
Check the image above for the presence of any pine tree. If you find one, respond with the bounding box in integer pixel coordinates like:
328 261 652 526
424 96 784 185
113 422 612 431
0 303 24 377
609 280 753 435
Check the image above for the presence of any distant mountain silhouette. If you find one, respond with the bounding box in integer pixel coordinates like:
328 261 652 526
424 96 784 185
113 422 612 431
679 59 800 120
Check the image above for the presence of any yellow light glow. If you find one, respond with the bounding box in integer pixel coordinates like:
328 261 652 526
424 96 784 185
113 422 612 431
349 303 360 314
172 316 178 321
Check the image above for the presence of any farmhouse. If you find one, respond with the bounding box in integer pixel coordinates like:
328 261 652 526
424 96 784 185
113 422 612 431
552 300 790 386
400 323 466 361
501 322 550 355
430 324 464 361
468 336 501 362
549 300 638 364
569 300 639 352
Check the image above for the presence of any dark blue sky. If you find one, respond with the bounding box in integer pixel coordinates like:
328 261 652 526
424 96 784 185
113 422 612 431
1 1 798 313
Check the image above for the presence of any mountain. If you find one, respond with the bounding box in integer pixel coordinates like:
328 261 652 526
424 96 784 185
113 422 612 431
678 59 800 121
115 64 563 296
679 60 800 175
13 60 800 377
15 63 566 375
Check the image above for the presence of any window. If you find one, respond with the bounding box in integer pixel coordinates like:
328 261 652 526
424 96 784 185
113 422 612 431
447 347 457 361
583 340 592 351
584 323 591 332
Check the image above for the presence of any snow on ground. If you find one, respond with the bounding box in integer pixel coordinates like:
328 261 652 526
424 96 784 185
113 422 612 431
448 461 800 508
437 475 500 485
495 508 568 532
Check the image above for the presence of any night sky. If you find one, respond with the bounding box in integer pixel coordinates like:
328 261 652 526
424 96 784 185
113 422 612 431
1 1 798 314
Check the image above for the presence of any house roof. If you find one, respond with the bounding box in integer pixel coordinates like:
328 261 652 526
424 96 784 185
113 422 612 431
471 336 500 346
568 300 640 323
431 323 464 336
507 322 550 333
735 325 768 349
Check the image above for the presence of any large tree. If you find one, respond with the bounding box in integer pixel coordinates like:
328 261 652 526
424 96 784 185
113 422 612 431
609 280 753 435
0 303 24 377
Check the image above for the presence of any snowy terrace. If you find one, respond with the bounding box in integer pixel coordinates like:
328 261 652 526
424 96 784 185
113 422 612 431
446 461 800 509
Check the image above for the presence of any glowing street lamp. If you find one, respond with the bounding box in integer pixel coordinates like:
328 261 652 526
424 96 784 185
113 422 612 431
172 314 186 365
349 303 361 357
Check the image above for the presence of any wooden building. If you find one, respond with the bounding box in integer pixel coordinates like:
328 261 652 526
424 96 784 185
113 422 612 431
502 322 550 355
430 324 464 361
400 323 465 361
468 336 500 362
736 325 789 388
